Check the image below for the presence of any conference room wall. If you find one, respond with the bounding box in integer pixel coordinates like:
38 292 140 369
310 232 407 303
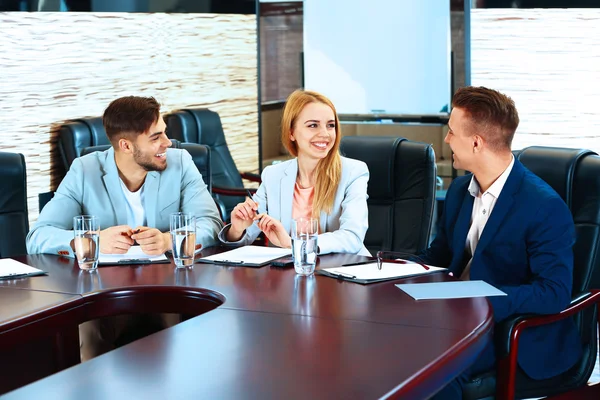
0 11 258 222
471 8 600 153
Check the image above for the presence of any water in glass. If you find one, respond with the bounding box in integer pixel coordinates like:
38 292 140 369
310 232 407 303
292 234 318 275
171 230 196 267
73 215 100 272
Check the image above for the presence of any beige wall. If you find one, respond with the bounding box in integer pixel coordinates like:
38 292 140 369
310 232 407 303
0 12 258 222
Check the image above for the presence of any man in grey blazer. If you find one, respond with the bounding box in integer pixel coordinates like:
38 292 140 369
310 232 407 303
27 96 223 360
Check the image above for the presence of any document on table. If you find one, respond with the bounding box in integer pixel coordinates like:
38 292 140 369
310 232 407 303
396 280 507 300
318 261 446 284
197 245 292 267
0 258 47 280
99 245 169 265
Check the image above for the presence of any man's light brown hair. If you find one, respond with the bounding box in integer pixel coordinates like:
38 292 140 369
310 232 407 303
103 96 161 145
452 86 519 151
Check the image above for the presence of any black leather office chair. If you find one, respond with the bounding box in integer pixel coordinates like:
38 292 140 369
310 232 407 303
58 117 109 172
164 108 260 222
0 152 29 258
463 146 600 400
81 140 212 191
339 136 437 255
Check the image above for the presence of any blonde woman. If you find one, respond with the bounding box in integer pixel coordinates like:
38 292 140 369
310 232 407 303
219 89 370 256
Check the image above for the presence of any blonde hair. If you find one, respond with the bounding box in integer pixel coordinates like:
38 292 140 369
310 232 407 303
281 89 342 216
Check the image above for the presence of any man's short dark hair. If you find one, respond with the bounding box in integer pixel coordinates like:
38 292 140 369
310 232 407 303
103 96 161 144
452 86 519 151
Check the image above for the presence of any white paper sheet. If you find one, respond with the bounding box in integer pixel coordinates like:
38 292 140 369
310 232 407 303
322 261 445 280
198 245 291 266
396 280 507 300
99 245 168 264
0 258 45 278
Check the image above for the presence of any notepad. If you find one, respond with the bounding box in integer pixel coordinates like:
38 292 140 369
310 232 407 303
99 245 170 265
197 245 292 267
396 280 507 300
318 261 447 284
0 258 47 280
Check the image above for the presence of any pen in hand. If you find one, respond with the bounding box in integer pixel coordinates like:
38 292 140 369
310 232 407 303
246 190 262 222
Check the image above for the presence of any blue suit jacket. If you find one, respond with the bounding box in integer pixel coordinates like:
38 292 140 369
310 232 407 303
27 147 223 257
219 156 371 256
419 159 582 380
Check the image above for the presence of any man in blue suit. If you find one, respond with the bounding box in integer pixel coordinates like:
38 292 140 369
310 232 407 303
27 96 223 360
424 87 582 399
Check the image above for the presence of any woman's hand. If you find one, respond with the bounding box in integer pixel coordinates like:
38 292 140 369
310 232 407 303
257 214 292 249
227 197 260 241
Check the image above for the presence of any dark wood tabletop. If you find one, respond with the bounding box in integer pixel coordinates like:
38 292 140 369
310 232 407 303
0 248 493 399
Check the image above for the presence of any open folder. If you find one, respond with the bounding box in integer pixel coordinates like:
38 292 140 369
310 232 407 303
99 245 170 265
0 258 47 280
317 260 447 284
197 245 292 267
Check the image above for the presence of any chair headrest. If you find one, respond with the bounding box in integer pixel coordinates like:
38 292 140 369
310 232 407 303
516 146 596 207
0 152 27 213
340 136 406 199
164 109 227 148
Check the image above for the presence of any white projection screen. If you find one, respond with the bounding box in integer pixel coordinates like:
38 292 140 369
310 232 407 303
303 0 451 117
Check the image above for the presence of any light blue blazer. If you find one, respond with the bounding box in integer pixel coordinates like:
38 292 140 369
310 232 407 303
27 147 223 257
219 156 371 256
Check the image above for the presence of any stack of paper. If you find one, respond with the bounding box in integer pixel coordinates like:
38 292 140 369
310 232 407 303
197 245 292 267
318 261 446 284
99 245 169 265
0 258 46 280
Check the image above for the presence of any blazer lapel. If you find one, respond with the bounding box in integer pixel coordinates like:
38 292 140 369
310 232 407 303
102 148 128 226
474 161 524 257
280 159 297 234
453 190 474 257
144 171 160 228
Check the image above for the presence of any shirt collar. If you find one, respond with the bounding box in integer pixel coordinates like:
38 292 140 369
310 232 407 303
468 155 515 199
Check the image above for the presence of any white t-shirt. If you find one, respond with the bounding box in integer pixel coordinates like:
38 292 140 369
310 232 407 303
119 179 146 228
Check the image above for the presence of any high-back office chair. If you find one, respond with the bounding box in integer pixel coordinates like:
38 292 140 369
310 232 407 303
81 140 213 191
463 146 600 400
164 108 261 222
339 136 437 255
58 117 109 172
0 152 29 258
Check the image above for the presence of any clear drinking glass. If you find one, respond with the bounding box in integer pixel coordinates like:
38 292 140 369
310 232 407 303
170 213 196 268
73 215 100 272
291 217 319 276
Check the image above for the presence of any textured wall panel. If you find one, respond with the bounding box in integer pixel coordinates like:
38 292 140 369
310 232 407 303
471 9 600 152
0 12 258 222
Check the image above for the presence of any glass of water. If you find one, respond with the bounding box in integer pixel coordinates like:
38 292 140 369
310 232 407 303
73 215 100 272
291 217 319 276
170 213 196 268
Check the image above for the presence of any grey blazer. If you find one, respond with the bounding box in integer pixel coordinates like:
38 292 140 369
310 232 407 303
219 156 370 256
27 147 223 256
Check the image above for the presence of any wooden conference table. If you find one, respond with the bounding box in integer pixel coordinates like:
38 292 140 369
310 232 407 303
0 248 493 399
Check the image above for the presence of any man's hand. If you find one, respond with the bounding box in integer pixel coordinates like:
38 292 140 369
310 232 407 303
227 197 260 241
131 227 171 255
98 225 134 254
257 214 292 249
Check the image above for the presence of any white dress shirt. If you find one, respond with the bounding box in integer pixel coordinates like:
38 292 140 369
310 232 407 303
461 156 515 280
